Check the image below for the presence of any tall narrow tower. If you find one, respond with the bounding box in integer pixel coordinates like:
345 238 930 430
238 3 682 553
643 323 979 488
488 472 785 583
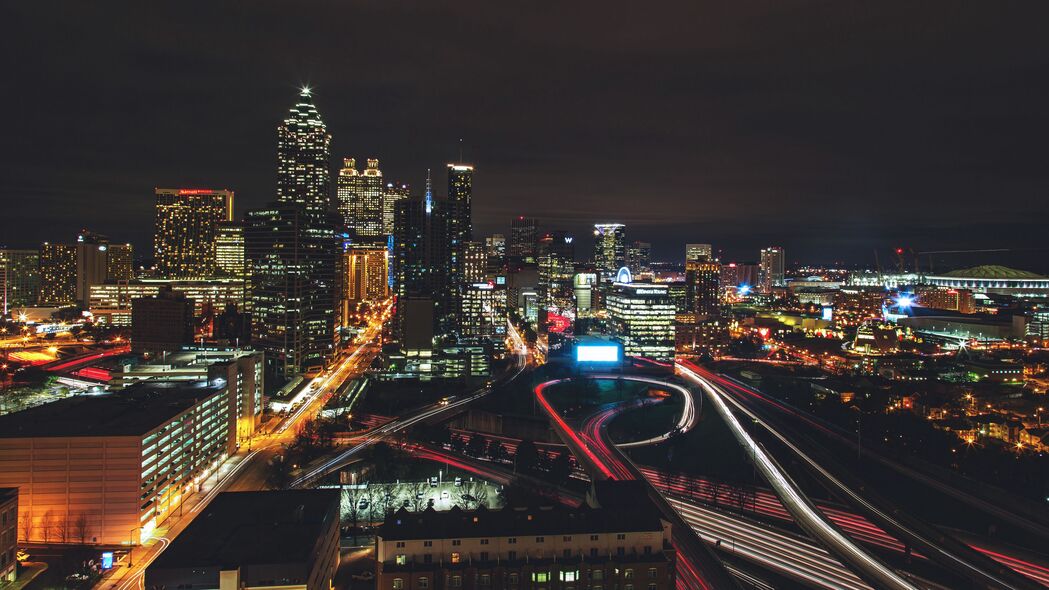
276 87 332 216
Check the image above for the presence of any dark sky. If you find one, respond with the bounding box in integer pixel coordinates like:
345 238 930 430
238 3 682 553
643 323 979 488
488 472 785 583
3 2 1049 270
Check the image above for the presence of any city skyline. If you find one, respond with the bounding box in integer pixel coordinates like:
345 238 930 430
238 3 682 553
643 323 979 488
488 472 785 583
4 3 1049 269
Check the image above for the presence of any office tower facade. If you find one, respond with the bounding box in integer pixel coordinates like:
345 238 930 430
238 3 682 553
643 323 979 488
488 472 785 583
485 234 506 261
460 282 500 339
393 196 454 348
627 240 651 274
508 217 539 262
760 246 786 292
131 286 196 355
246 203 339 379
277 88 331 215
463 241 487 284
38 243 77 305
382 181 411 236
593 223 626 281
685 243 713 262
89 279 246 327
686 260 721 317
537 231 576 324
605 283 675 360
154 188 234 278
337 158 385 239
0 249 39 313
245 89 340 379
336 158 361 231
342 245 388 304
720 262 760 291
215 221 246 279
106 243 133 283
446 164 474 296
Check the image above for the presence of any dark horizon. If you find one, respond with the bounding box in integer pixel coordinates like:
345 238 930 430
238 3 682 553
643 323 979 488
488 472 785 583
3 2 1049 270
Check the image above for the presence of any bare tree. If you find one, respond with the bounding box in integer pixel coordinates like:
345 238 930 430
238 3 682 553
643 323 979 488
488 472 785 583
73 512 89 544
684 476 699 501
473 484 490 509
407 481 429 512
56 515 68 543
709 480 722 507
19 509 32 543
40 509 54 543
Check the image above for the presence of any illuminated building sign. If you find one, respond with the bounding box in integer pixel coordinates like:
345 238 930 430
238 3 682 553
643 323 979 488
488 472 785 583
576 344 620 363
615 267 632 284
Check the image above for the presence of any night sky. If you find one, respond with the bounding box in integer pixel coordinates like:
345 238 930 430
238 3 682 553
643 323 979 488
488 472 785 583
4 2 1049 269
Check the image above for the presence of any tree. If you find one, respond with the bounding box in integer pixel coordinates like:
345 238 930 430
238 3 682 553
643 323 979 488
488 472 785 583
549 451 572 485
490 442 509 464
407 481 429 513
40 509 54 543
466 434 487 458
56 515 68 543
514 440 540 474
19 509 33 542
73 512 89 544
266 455 292 490
473 484 490 509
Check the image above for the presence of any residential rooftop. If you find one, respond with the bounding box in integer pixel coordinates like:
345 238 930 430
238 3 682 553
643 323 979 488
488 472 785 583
149 490 340 570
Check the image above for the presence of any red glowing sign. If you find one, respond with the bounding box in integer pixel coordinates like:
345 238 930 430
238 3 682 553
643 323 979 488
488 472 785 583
546 312 572 334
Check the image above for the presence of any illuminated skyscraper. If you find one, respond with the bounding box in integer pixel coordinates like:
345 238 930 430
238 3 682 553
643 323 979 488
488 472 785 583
760 246 786 292
627 240 651 275
277 88 331 215
215 221 246 279
337 158 385 238
382 181 411 236
593 223 626 281
154 188 233 279
686 260 721 317
38 243 76 305
247 88 339 379
509 217 539 262
447 164 474 282
0 249 39 313
485 234 506 260
463 241 487 284
685 243 713 262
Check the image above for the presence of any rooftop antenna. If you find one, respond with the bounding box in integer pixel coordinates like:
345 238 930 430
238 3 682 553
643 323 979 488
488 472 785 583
458 138 464 163
424 169 433 215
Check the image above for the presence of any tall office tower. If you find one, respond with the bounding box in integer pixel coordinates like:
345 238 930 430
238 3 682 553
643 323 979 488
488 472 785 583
277 88 332 215
446 163 474 280
335 158 361 231
685 243 713 262
686 260 721 317
215 221 246 279
0 249 39 313
246 203 339 378
106 243 133 283
485 234 506 260
509 217 539 262
463 241 487 284
593 223 626 281
38 243 77 305
720 262 760 291
627 240 652 274
382 181 410 236
75 231 112 307
342 244 388 303
760 246 786 292
393 196 453 348
247 89 339 379
154 188 234 278
337 158 385 239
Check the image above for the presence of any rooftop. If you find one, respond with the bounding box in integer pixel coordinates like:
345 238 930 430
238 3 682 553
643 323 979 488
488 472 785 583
937 265 1046 280
378 501 664 542
0 381 224 438
149 490 339 570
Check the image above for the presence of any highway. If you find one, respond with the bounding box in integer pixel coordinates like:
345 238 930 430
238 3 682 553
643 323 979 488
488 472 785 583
533 377 742 590
289 319 530 488
680 360 1047 590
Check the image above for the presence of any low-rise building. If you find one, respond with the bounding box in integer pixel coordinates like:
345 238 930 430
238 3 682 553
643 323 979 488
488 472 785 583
145 490 340 590
0 380 255 545
377 502 675 590
0 488 16 584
